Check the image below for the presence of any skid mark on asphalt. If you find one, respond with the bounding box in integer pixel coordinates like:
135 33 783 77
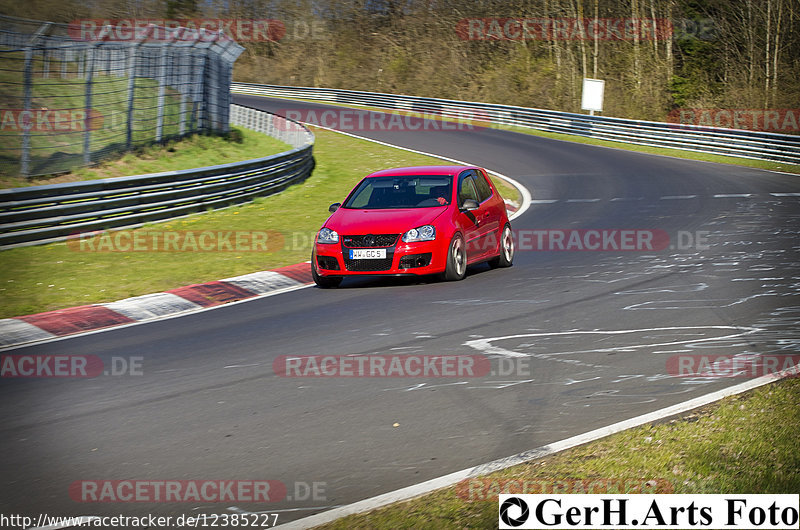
464 326 761 360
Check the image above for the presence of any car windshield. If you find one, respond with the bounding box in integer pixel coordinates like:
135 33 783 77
342 175 453 209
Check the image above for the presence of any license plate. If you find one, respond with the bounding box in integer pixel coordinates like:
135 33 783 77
350 248 386 259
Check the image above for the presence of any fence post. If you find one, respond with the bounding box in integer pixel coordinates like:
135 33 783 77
178 28 201 138
192 45 207 133
83 44 95 166
20 46 33 178
155 27 180 143
126 25 154 150
155 41 167 142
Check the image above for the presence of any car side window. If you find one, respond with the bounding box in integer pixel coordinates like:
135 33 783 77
458 174 479 206
474 171 493 203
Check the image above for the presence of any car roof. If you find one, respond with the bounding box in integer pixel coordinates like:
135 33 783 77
365 165 478 178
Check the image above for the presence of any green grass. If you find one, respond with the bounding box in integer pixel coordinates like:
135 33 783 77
316 377 800 529
0 127 290 188
235 92 800 175
0 125 519 318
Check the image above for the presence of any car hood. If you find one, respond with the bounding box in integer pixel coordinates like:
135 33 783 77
326 207 446 235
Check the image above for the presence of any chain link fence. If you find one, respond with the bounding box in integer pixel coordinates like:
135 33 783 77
0 14 244 178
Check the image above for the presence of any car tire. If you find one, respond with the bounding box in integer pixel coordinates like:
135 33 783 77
312 262 343 288
442 233 467 281
488 223 514 268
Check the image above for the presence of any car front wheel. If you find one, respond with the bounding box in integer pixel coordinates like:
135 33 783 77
442 233 467 281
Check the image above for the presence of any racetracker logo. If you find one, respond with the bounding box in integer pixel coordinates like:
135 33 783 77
68 19 285 42
276 109 482 132
273 355 491 378
69 480 287 502
513 229 670 251
1 109 103 132
67 230 284 253
667 108 800 133
456 18 673 41
667 355 800 379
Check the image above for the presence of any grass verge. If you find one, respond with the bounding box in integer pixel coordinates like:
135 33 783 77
0 125 519 318
237 93 800 175
0 127 290 188
316 377 800 529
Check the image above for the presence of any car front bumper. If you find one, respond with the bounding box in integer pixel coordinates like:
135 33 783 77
313 240 446 277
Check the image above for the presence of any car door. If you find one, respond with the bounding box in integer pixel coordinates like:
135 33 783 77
474 168 504 254
456 170 493 260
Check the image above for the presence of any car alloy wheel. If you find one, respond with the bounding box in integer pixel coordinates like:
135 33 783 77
443 233 466 281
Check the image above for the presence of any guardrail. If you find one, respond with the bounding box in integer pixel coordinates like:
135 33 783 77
232 83 800 165
0 104 314 249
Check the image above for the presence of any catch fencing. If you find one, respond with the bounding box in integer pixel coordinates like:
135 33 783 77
0 104 314 249
0 14 244 178
232 83 800 165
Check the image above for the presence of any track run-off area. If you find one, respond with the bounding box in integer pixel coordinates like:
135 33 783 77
1 93 798 526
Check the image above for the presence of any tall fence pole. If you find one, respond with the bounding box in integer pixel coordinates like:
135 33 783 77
20 46 33 178
155 26 177 143
82 45 95 165
125 25 154 150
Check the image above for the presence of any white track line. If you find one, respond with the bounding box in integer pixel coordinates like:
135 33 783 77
277 362 800 529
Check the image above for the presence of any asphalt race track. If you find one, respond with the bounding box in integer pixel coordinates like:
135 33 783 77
1 94 798 525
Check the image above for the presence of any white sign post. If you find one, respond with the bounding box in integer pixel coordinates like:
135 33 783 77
581 78 605 116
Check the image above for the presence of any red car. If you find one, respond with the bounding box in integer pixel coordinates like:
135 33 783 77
311 165 514 288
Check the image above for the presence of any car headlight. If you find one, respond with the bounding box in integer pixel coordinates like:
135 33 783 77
317 227 339 244
402 225 436 243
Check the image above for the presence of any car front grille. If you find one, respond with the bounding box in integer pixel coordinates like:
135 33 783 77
342 234 399 248
342 233 398 271
344 256 395 271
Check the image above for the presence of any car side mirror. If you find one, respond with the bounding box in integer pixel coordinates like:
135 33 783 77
329 203 341 213
460 199 479 211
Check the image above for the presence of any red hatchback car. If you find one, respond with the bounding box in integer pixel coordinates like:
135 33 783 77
311 165 514 288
